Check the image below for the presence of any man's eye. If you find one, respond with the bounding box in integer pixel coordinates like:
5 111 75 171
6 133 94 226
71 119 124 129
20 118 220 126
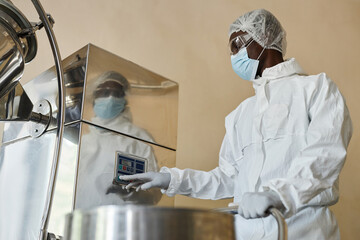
234 42 242 50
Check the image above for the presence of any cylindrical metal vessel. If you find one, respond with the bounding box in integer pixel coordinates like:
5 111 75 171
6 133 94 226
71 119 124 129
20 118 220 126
64 205 235 240
0 0 37 98
0 20 25 97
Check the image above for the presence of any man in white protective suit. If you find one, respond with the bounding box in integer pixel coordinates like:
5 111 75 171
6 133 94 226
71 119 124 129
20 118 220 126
120 9 353 240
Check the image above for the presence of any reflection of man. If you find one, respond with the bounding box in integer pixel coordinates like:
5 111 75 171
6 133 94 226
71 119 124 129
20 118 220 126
75 71 161 209
93 73 128 121
121 9 353 240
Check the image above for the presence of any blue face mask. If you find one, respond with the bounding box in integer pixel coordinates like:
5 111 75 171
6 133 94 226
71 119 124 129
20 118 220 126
230 44 264 81
93 96 126 119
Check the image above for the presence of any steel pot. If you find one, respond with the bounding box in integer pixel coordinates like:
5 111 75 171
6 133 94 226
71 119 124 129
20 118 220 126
64 205 236 240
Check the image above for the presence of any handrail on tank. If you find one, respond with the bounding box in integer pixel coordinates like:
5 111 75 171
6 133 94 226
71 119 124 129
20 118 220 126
215 206 288 240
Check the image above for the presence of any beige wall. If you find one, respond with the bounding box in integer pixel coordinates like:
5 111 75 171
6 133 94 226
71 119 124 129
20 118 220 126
4 0 360 238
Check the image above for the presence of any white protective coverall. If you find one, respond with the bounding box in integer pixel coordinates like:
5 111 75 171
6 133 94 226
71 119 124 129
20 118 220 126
76 109 161 209
161 58 352 240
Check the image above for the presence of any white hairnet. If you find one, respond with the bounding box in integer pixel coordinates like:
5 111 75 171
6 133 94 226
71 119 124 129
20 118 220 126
229 9 287 56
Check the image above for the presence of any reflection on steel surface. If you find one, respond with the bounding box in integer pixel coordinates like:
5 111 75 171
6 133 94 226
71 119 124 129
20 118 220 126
64 205 236 240
83 44 178 150
0 82 33 121
0 22 25 99
0 129 57 240
0 0 38 103
3 44 178 150
75 122 162 210
0 44 178 239
0 0 37 63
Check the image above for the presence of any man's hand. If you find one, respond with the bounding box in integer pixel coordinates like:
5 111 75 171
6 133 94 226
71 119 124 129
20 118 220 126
119 172 171 192
233 191 284 219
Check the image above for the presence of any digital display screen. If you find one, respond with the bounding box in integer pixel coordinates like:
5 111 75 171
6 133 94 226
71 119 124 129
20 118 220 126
122 159 132 167
136 163 144 171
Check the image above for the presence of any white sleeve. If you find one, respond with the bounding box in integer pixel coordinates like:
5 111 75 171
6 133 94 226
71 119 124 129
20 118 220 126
265 74 353 217
160 133 237 200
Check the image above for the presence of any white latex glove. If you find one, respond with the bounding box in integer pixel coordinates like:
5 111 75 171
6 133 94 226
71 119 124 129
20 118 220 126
119 172 171 192
232 191 284 219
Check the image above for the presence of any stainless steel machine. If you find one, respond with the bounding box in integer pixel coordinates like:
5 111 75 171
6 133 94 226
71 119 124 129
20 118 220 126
0 43 178 239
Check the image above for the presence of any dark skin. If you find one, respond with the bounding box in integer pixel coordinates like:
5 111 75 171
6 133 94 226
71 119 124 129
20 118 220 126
94 81 125 99
229 31 284 77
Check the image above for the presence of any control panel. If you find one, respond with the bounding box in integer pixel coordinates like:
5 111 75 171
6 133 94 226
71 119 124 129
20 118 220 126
113 151 148 186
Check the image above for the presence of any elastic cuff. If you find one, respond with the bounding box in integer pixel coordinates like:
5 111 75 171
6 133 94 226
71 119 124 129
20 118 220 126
262 185 292 218
159 167 179 197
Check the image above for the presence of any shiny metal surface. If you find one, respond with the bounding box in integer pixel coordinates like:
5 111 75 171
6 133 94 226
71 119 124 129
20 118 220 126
0 20 25 99
0 0 37 99
0 0 37 62
269 208 288 240
47 123 81 237
0 126 69 239
28 99 52 137
74 122 176 210
0 81 33 121
83 44 178 150
0 123 80 239
2 47 88 143
64 205 235 240
0 44 178 239
2 44 178 150
0 120 176 239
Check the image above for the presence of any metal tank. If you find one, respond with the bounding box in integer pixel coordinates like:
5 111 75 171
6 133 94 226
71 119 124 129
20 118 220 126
62 206 287 240
0 44 178 239
63 205 236 240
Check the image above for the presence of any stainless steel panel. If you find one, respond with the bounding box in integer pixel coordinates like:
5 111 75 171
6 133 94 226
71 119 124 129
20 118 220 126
75 122 176 210
0 123 80 240
47 123 81 236
0 44 178 239
0 82 33 121
0 133 54 240
64 205 235 240
2 46 88 143
2 44 178 150
83 44 178 149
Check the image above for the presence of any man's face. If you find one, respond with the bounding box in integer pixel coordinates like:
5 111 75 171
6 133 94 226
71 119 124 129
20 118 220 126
94 81 125 99
229 31 263 61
